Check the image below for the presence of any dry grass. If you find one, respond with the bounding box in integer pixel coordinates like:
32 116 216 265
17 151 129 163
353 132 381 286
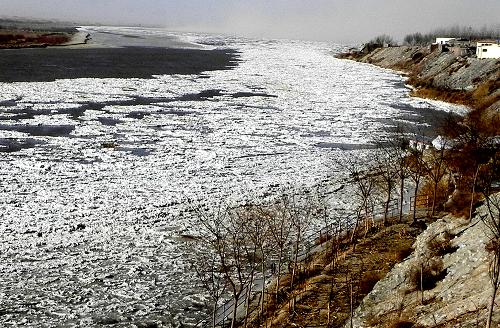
251 220 424 328
472 79 500 111
387 319 419 328
485 238 500 253
427 232 457 257
394 247 413 262
446 191 473 218
359 271 384 295
408 257 445 291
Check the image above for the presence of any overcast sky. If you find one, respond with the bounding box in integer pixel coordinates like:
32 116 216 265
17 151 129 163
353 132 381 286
2 0 500 43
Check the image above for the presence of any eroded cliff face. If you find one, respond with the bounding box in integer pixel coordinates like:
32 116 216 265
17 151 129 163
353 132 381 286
350 46 500 115
345 199 499 328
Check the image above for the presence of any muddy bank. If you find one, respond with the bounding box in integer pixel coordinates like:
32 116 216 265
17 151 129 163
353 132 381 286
0 46 238 82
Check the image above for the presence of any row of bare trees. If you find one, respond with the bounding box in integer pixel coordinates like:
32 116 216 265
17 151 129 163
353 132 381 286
403 25 500 45
190 193 319 328
345 128 447 230
189 130 426 327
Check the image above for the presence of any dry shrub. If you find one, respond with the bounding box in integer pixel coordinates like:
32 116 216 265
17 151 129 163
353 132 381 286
394 247 413 262
420 179 449 213
485 238 500 253
446 191 473 218
412 87 471 106
427 231 458 256
388 319 417 328
409 257 445 291
479 107 500 135
472 79 500 111
359 271 383 295
316 232 332 245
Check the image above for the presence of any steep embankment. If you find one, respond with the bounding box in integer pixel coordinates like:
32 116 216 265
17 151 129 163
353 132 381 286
342 46 500 123
346 198 499 327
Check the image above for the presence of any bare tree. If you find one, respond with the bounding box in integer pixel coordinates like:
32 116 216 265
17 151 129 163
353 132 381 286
226 209 259 328
191 248 228 328
384 129 411 222
373 144 399 225
426 144 449 216
288 192 314 289
344 155 376 246
267 196 293 302
237 204 272 317
369 34 395 46
191 204 229 328
483 192 500 328
406 137 429 223
196 203 258 328
444 116 496 220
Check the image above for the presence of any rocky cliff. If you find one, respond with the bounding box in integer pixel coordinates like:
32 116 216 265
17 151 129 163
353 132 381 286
344 198 499 327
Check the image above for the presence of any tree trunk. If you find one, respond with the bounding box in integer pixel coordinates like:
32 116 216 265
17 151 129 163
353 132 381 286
275 249 283 302
486 254 499 328
384 189 391 226
399 176 405 222
290 237 300 289
349 278 353 328
212 302 217 328
432 180 438 217
412 178 420 223
420 263 424 304
231 290 241 328
350 210 361 251
486 284 498 328
261 259 266 314
469 165 480 221
244 273 254 328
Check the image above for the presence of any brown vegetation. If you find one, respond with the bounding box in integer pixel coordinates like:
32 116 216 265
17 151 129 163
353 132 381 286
247 219 423 328
427 232 458 257
408 257 445 291
0 29 71 48
388 319 419 328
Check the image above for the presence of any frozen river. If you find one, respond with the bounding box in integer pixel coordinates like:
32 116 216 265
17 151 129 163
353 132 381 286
0 27 466 326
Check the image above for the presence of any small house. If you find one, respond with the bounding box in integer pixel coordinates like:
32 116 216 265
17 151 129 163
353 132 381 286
476 40 500 59
435 37 456 45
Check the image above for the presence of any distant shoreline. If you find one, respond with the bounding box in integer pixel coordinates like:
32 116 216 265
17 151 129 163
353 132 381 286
0 22 240 82
0 29 77 49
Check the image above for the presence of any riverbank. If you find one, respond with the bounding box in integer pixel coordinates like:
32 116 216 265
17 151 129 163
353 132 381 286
0 17 79 49
0 29 75 48
338 46 499 133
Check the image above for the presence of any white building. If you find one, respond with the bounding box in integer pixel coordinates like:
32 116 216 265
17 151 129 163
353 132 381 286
435 37 456 45
476 41 500 59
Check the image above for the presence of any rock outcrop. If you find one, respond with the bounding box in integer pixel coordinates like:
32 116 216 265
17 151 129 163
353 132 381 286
345 199 499 327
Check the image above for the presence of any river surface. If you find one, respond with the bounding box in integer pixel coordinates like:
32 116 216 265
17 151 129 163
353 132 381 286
0 26 466 327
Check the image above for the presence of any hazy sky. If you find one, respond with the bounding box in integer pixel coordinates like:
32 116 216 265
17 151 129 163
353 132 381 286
2 0 500 43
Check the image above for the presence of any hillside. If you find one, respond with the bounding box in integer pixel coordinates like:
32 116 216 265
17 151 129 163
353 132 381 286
346 198 499 328
339 45 500 132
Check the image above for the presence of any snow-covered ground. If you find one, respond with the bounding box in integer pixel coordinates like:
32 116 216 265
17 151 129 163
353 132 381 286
0 27 467 326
